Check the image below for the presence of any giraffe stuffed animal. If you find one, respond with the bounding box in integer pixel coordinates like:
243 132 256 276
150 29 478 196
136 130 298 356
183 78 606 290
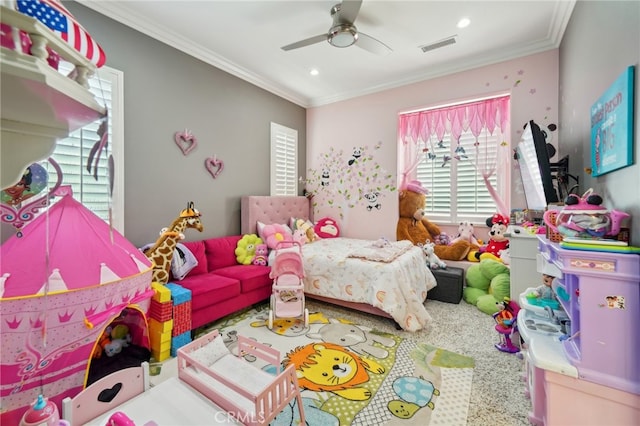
144 201 203 284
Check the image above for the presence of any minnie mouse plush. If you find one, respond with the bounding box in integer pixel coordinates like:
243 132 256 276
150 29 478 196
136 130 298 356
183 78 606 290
468 213 510 262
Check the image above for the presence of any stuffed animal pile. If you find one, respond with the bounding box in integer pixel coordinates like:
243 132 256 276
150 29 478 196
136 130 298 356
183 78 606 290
92 324 132 359
396 181 477 261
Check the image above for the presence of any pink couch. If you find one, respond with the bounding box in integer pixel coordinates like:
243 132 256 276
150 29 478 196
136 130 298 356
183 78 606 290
176 235 272 330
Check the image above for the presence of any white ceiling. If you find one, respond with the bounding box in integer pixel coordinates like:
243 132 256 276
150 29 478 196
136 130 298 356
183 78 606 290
79 0 576 108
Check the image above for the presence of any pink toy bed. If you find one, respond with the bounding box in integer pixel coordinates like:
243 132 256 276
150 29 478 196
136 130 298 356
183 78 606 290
177 330 304 425
241 196 436 331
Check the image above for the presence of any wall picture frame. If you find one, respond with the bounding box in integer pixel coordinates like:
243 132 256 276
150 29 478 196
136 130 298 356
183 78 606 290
590 65 635 177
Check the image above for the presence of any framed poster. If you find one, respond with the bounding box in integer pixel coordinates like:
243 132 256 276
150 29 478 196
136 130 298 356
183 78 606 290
590 65 635 177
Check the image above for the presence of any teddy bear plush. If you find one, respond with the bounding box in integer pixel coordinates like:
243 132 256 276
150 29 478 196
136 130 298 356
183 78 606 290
396 181 474 261
463 259 511 315
467 213 510 262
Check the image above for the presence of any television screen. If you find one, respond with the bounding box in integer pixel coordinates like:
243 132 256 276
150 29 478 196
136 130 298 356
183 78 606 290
516 120 559 210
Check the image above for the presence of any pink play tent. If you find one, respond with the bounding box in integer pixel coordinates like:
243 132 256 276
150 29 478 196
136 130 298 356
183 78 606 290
0 195 154 424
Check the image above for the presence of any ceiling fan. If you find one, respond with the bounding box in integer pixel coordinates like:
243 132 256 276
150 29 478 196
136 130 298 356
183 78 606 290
281 0 392 55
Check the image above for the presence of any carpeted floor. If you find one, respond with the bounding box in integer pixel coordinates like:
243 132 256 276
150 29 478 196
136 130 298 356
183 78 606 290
300 298 531 426
200 303 475 426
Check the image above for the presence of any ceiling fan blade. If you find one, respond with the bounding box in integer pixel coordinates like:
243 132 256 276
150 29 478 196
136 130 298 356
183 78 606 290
356 32 392 56
281 34 327 51
337 0 362 24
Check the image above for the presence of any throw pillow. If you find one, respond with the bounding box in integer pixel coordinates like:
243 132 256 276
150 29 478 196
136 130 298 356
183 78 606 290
314 217 340 238
235 234 263 265
257 221 293 249
139 242 200 280
171 243 199 280
290 218 319 243
189 335 229 367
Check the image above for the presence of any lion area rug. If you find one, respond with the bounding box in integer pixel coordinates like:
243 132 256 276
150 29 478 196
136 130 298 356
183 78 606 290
199 306 474 426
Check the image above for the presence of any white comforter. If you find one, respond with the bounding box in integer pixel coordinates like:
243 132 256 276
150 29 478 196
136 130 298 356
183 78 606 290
300 238 436 331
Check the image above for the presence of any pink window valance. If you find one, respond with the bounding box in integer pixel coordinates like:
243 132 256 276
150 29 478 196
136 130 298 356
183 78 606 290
397 95 511 217
399 95 510 146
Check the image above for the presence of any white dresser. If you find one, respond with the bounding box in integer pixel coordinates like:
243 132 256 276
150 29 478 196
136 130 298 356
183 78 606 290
507 228 540 300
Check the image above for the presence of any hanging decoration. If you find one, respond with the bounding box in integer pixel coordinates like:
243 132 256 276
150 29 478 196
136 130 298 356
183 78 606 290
86 114 110 181
174 129 198 156
0 159 62 237
205 155 224 179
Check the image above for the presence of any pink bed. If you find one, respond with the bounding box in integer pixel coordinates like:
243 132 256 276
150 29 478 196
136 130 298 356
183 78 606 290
241 196 436 331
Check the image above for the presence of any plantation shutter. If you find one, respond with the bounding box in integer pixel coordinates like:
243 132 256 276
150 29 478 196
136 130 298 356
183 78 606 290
270 123 298 196
417 128 499 223
51 62 123 230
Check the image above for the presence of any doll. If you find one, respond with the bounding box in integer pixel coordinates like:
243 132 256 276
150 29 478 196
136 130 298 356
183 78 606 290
534 274 556 301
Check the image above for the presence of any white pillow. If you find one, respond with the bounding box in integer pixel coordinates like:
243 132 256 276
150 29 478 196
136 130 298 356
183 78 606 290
189 335 229 367
171 243 198 280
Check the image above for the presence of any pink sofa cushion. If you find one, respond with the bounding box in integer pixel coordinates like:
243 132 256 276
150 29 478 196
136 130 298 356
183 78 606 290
214 265 272 293
181 240 208 276
178 273 240 312
204 236 242 271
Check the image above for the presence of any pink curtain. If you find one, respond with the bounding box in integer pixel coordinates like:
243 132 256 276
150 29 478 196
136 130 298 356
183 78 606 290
397 95 510 216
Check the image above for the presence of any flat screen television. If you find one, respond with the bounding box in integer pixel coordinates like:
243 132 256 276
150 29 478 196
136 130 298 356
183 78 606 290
516 120 559 210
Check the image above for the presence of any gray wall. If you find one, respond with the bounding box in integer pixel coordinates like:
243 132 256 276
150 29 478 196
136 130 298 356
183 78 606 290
67 2 306 247
558 0 640 244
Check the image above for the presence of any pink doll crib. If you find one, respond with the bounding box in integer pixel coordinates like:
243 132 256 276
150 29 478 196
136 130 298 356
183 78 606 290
177 330 305 425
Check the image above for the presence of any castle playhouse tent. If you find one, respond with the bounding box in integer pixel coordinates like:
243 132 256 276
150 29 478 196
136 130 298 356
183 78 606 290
0 195 154 424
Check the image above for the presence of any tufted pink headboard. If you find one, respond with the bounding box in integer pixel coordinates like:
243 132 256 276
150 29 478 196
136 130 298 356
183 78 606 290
241 196 310 235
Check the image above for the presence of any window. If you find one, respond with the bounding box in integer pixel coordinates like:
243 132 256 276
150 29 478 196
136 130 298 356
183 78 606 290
398 95 511 224
51 63 124 232
417 128 501 223
270 122 298 196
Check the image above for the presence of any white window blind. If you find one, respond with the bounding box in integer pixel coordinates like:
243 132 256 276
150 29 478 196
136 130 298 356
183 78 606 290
417 128 500 223
51 62 124 232
270 122 298 196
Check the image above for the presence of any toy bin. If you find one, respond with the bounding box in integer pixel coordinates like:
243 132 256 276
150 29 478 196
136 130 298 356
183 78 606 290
428 267 464 303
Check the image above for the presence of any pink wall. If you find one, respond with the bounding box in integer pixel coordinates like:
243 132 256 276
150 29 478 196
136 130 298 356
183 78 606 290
307 50 559 240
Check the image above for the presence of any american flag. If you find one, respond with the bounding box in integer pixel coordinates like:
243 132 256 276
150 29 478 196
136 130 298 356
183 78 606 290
16 0 106 67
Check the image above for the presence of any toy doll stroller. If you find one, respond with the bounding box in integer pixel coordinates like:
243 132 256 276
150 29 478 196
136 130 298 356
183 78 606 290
268 241 309 329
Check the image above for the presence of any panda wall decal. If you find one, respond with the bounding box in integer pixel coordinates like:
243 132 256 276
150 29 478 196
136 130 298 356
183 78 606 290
302 142 396 220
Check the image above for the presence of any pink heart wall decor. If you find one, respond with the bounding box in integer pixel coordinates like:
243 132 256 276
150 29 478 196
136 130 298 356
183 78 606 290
174 130 197 156
205 156 224 179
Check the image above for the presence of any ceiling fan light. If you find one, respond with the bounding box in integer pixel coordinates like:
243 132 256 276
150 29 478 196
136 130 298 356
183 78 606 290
329 25 358 48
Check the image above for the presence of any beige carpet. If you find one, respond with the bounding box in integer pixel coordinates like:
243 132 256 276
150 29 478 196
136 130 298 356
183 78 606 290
187 297 531 425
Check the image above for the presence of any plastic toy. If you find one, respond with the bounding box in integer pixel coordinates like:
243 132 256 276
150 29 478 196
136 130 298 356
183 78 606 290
543 188 629 239
525 273 561 310
268 242 309 329
106 411 136 426
19 395 68 426
492 298 520 353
